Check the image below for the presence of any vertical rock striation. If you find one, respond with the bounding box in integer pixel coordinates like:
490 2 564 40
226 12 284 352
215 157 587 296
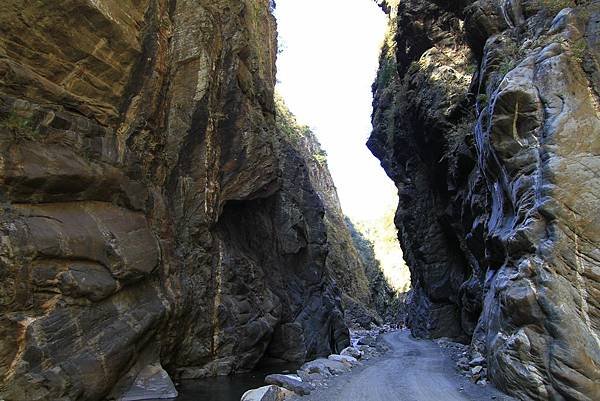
370 0 600 399
275 96 386 329
0 1 350 400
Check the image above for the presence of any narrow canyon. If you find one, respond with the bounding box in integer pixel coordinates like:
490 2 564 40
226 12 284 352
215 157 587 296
0 1 598 401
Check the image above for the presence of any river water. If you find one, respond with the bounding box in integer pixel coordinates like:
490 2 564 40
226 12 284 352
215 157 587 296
165 364 300 401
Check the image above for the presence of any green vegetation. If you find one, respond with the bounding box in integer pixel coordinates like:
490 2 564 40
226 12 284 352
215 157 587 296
0 112 38 142
536 0 593 14
345 212 409 322
537 0 577 13
571 38 587 64
496 40 519 78
477 93 489 106
498 59 515 77
313 149 328 166
275 93 330 166
275 93 305 144
377 56 397 88
464 62 477 75
348 206 410 294
375 23 399 90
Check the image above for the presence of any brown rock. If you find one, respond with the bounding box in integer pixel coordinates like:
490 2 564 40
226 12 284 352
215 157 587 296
0 1 350 400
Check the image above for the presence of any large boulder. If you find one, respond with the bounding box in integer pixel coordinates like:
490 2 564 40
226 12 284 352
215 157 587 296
299 358 350 376
328 354 359 366
117 364 177 401
264 374 311 395
240 385 294 401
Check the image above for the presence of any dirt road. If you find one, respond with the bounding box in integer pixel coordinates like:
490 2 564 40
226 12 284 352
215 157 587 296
295 330 515 401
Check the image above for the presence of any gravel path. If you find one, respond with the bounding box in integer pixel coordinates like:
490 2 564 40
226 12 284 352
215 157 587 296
294 330 516 401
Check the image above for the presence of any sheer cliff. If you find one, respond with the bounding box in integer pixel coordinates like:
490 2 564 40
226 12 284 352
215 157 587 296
370 0 600 400
275 96 387 329
0 1 352 400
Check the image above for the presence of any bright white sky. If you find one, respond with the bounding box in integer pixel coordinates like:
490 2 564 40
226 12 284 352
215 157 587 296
274 0 398 221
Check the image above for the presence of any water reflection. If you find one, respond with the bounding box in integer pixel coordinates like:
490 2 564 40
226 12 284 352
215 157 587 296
149 364 300 401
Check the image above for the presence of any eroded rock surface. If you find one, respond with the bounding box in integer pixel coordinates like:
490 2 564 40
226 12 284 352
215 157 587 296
275 96 387 330
370 0 600 399
0 1 350 400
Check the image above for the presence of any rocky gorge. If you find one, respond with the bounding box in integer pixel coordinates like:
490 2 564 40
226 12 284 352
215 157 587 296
0 0 599 401
370 0 600 400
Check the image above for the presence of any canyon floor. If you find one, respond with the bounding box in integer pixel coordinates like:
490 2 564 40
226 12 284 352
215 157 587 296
292 330 515 401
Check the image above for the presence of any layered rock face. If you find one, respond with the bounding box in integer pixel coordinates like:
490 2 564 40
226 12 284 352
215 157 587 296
275 97 385 329
0 1 349 400
370 0 600 399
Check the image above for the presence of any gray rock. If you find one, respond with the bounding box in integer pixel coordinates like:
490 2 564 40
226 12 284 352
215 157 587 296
457 357 470 371
296 370 324 383
264 374 311 395
328 354 358 366
470 366 483 376
369 1 600 400
117 364 177 401
300 358 350 376
240 385 294 401
340 346 363 360
357 336 376 347
469 356 485 367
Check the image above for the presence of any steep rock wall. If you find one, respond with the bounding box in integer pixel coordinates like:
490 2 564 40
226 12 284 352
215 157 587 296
275 97 384 329
370 0 600 399
0 1 349 400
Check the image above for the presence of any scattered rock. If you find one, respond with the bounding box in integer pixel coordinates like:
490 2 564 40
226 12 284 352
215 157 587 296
469 353 485 367
456 357 470 371
340 346 363 360
357 336 376 347
471 365 483 376
264 374 311 395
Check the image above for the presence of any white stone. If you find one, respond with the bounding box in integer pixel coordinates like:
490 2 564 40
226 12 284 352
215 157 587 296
282 374 302 382
240 385 294 401
471 365 483 375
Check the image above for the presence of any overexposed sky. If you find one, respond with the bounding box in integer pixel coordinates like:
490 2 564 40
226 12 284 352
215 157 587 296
274 0 398 221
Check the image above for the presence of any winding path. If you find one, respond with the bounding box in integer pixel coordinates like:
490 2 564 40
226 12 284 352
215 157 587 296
295 330 515 401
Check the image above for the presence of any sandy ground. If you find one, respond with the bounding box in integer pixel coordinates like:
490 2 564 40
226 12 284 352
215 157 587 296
293 330 516 401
